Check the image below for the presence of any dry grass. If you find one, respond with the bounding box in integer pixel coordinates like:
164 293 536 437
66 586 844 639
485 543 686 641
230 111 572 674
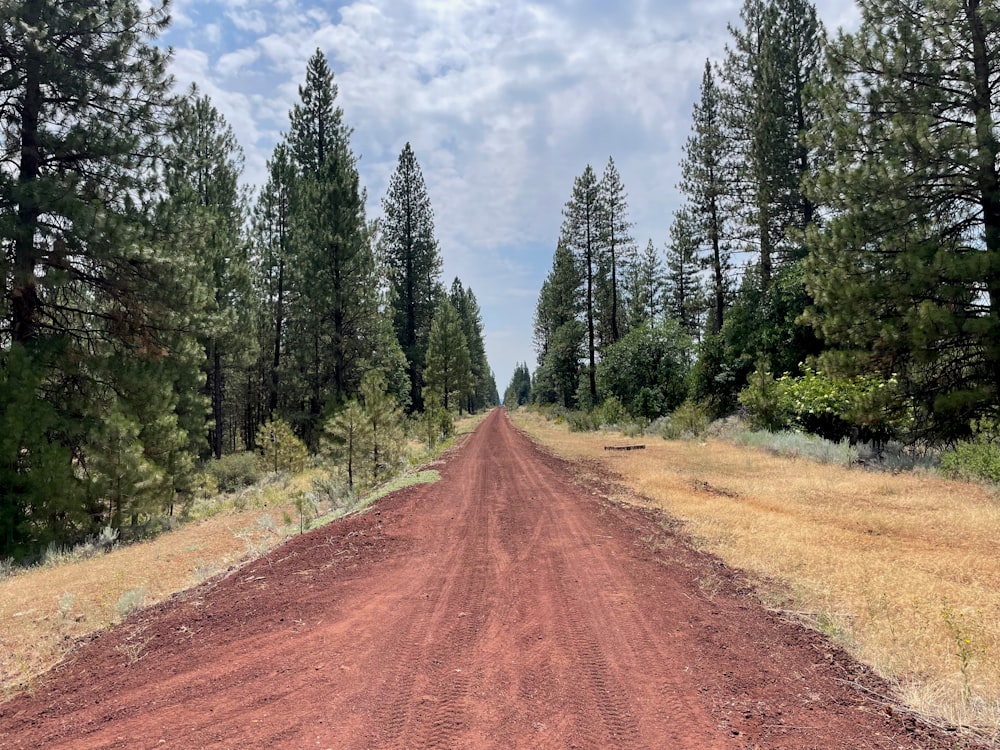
0 470 320 699
512 410 1000 739
0 413 486 701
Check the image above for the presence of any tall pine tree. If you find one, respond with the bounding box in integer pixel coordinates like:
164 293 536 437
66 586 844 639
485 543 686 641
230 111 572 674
162 86 252 458
424 297 472 412
596 157 636 349
664 211 707 341
680 61 731 333
379 143 443 411
1 0 201 554
285 49 374 443
722 0 824 286
626 239 666 327
560 166 602 404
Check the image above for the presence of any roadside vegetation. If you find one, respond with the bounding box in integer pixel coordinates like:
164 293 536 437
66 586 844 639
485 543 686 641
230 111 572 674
0 413 484 701
511 409 1000 742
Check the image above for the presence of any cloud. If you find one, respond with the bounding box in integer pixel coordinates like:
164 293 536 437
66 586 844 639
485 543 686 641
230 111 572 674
216 46 260 77
159 0 860 391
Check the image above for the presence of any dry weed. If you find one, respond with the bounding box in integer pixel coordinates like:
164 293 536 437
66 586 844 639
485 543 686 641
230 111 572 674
513 411 1000 737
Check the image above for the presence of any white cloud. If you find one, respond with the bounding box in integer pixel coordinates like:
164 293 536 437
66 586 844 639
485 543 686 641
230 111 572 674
216 46 260 77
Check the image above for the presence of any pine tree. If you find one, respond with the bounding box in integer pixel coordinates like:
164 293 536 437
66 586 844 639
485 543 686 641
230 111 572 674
358 371 405 485
424 298 473 412
285 49 374 443
503 363 532 407
162 86 252 458
560 166 602 403
680 61 731 333
804 0 1000 433
533 240 585 408
722 0 824 286
1 0 202 554
596 157 636 348
323 400 365 491
380 143 444 411
251 142 296 426
626 239 666 327
664 211 707 341
449 279 492 413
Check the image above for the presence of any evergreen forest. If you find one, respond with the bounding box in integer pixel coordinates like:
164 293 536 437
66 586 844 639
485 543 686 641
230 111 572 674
0 3 498 558
3 0 1000 559
522 0 1000 475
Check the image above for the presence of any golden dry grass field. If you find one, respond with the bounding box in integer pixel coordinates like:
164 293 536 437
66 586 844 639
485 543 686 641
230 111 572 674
511 410 1000 741
0 414 484 702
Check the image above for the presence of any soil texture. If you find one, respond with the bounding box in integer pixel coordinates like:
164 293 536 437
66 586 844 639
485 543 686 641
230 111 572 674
0 409 982 749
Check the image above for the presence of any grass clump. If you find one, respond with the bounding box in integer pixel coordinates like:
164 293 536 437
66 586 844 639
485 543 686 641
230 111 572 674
115 586 146 620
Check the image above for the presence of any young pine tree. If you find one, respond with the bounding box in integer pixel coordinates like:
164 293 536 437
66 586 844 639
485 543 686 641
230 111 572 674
424 298 473 413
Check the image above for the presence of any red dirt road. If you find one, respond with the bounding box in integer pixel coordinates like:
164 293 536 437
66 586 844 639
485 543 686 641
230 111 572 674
0 410 976 749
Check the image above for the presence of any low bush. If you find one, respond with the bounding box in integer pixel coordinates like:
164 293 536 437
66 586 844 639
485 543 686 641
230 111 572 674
738 364 906 445
731 429 859 466
202 452 262 493
594 395 628 427
565 410 599 432
941 423 1000 484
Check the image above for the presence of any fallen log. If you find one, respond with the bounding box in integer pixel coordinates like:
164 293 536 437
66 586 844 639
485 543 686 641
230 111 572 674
604 445 645 451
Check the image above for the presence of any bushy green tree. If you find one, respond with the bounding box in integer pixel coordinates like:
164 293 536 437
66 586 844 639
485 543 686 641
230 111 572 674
255 419 308 474
596 320 692 421
358 371 405 484
284 50 375 443
626 239 666 327
450 279 493 412
723 0 824 286
0 0 205 555
805 0 1000 437
162 87 252 458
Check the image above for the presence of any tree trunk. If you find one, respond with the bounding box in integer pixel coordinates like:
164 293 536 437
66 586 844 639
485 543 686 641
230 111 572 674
12 51 42 344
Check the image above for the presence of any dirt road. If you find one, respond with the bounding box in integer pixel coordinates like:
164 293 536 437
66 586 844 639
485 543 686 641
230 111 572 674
0 410 973 748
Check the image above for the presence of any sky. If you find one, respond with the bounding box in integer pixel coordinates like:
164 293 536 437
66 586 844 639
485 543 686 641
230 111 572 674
159 0 860 394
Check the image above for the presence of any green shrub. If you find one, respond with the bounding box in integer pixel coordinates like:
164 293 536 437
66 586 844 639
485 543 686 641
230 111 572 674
738 361 791 431
565 410 599 432
202 452 262 493
738 365 906 444
670 400 712 438
941 423 1000 484
594 395 628 427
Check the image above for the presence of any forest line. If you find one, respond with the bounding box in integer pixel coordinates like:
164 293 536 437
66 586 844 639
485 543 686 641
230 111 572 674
511 0 1000 479
1 4 497 559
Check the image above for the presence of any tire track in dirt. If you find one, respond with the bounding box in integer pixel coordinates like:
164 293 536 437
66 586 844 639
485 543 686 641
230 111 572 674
0 409 985 749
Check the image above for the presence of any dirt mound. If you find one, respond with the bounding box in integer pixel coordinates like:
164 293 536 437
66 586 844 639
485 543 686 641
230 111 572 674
0 410 981 749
